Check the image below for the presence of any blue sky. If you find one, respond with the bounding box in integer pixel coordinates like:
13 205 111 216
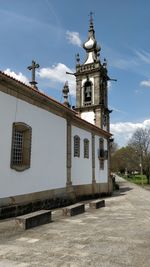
1 0 150 146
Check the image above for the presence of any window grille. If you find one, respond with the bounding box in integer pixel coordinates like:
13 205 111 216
84 139 89 158
104 150 108 160
99 138 104 170
74 135 80 157
12 130 23 165
11 122 32 171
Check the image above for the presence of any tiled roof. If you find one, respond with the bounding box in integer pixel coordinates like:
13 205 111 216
0 70 76 114
0 70 112 138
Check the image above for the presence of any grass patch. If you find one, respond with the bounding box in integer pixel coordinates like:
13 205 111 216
120 174 147 186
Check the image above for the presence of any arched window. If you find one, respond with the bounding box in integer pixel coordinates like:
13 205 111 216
84 139 89 158
74 135 80 157
99 138 104 169
84 80 92 105
11 122 32 171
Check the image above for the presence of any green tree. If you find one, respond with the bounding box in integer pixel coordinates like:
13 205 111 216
128 128 150 184
111 141 119 155
111 146 138 174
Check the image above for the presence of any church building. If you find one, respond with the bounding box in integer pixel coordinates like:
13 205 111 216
0 16 113 219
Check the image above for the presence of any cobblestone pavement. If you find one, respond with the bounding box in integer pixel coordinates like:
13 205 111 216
1 176 150 267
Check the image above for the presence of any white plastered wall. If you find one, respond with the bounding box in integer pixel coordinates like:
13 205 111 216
72 126 92 185
81 111 95 125
95 135 108 183
0 91 66 198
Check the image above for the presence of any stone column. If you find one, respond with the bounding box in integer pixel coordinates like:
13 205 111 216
66 119 72 188
107 138 113 195
66 119 76 200
95 108 101 128
92 133 96 194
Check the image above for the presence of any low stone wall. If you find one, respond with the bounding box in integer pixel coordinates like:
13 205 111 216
74 182 110 200
0 183 111 219
0 195 74 219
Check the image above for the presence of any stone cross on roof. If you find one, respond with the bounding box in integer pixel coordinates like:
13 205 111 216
89 12 94 23
89 11 94 30
27 60 40 90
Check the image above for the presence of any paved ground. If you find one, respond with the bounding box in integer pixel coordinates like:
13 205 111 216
1 176 150 267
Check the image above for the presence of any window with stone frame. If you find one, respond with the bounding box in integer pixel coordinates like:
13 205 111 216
104 150 108 160
74 135 80 157
84 80 92 106
84 138 89 158
11 122 32 171
99 138 104 170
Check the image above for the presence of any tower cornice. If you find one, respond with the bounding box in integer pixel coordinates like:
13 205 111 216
76 62 101 75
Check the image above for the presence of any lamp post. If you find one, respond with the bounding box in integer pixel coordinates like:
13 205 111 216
139 151 144 186
139 163 143 185
135 149 143 186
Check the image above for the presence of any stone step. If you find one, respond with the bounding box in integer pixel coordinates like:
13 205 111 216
89 199 105 209
62 203 85 216
15 209 52 230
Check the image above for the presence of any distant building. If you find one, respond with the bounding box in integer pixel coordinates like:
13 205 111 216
0 17 113 218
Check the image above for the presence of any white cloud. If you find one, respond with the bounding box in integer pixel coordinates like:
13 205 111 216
140 80 150 87
66 30 82 47
109 48 150 73
111 57 138 70
4 68 29 85
135 50 150 64
37 63 76 95
110 119 150 147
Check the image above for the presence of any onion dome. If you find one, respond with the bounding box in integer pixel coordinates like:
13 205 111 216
83 13 101 64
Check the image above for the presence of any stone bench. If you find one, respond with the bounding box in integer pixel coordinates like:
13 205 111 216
15 209 52 230
89 199 105 209
62 203 85 216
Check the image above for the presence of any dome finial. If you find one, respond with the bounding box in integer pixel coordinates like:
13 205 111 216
62 81 70 108
82 13 101 64
89 12 94 30
90 12 93 23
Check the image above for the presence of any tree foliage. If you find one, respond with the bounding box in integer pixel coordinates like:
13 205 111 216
128 128 150 155
128 128 150 183
111 141 119 155
111 128 150 184
111 146 139 174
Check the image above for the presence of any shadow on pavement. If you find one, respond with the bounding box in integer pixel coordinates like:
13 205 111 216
119 186 133 193
112 185 133 198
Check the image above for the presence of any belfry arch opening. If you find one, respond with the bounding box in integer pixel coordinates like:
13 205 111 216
84 80 92 106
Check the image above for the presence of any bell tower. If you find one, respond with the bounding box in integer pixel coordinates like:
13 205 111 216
74 14 112 132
